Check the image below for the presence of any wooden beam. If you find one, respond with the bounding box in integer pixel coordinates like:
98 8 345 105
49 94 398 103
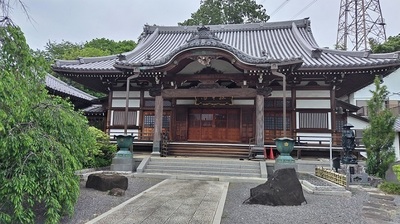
161 88 259 98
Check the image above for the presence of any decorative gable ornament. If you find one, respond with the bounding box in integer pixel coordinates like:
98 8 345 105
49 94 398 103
187 25 222 42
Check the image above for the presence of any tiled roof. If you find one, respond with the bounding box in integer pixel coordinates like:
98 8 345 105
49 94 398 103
45 74 97 101
82 104 105 115
53 18 400 72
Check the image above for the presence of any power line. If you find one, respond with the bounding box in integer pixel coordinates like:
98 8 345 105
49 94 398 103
270 0 291 17
292 0 318 19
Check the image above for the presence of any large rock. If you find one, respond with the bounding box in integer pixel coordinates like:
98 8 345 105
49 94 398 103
86 173 128 191
244 168 306 206
385 161 400 183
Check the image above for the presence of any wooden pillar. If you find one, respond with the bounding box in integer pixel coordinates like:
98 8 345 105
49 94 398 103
255 93 265 147
150 88 163 155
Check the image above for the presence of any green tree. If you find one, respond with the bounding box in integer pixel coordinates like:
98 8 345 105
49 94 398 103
84 38 136 55
0 20 95 223
179 0 269 26
363 76 396 178
370 34 400 53
41 38 136 97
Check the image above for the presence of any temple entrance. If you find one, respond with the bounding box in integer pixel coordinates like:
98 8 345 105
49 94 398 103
188 108 240 142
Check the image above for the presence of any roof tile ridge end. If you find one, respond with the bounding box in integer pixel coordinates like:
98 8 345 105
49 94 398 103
291 22 315 55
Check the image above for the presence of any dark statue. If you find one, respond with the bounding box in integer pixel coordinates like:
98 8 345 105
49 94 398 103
341 123 358 164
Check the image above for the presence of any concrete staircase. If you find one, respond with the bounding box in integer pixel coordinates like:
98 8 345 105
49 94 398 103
135 157 267 182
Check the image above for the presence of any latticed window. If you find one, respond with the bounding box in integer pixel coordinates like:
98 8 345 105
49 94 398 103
299 112 328 129
264 115 290 130
144 115 170 128
112 111 137 126
265 98 291 108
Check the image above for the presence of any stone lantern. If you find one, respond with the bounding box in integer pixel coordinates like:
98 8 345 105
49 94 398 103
341 123 357 164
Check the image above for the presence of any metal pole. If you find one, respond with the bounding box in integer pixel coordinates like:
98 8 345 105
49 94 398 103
329 137 333 170
124 73 139 135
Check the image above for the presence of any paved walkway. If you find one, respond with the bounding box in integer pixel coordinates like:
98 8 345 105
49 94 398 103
86 179 229 224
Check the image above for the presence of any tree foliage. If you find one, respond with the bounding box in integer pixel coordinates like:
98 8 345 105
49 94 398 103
370 34 400 53
179 0 269 26
44 38 136 60
363 76 396 178
0 20 95 223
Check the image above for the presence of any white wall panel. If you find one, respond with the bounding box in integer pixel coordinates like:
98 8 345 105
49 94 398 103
113 91 141 98
144 91 151 98
176 99 195 105
347 116 369 130
112 99 140 107
296 132 332 144
296 90 330 98
270 91 291 98
232 99 254 105
296 99 330 109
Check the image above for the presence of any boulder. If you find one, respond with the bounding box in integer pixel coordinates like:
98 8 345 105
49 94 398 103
108 188 126 196
244 168 306 206
86 173 128 191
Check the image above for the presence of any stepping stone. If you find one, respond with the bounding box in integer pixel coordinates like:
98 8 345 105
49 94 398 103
369 193 395 201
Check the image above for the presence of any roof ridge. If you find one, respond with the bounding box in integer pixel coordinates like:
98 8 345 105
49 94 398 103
317 48 400 59
142 18 311 34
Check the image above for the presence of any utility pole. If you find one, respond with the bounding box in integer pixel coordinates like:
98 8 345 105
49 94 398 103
336 0 386 51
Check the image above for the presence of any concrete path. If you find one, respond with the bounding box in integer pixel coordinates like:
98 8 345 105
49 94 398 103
86 179 229 224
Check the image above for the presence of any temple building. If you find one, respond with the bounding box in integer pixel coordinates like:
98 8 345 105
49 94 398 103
52 18 400 157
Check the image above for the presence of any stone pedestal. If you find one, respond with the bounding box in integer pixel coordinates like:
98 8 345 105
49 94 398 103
111 135 135 172
111 157 134 172
274 162 298 172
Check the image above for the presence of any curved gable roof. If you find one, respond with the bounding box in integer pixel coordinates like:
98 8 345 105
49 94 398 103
52 18 400 73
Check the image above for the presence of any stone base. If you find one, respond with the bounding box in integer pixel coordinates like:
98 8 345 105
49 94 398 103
111 157 134 172
274 163 298 172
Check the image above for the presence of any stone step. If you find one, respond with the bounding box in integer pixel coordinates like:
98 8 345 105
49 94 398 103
144 169 261 177
147 161 259 169
149 158 259 167
141 157 264 178
146 164 260 173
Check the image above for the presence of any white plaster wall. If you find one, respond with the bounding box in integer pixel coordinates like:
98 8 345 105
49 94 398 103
232 99 254 105
176 99 195 105
296 99 331 109
113 91 141 98
295 132 332 144
270 91 292 97
112 99 140 107
347 116 369 130
296 90 330 97
354 69 400 100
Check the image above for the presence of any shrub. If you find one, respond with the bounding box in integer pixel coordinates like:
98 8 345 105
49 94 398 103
84 127 117 168
393 164 400 181
379 182 400 195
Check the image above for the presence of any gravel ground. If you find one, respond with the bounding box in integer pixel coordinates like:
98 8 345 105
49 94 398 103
60 176 163 224
53 173 399 224
222 182 367 224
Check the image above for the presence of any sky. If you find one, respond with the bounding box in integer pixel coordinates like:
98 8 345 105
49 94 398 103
8 0 400 51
